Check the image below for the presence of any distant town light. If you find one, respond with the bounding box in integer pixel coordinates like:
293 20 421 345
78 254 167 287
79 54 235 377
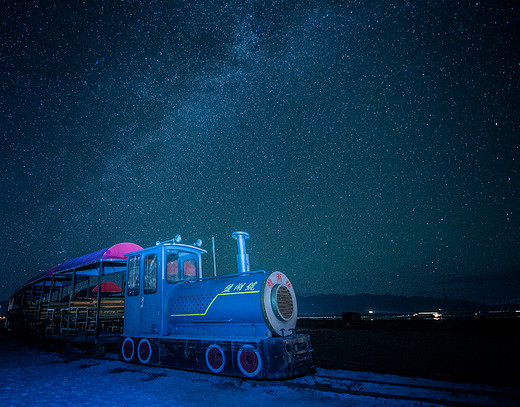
412 311 442 320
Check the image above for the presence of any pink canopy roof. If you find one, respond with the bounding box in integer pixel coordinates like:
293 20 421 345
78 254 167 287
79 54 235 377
25 242 143 286
54 242 143 273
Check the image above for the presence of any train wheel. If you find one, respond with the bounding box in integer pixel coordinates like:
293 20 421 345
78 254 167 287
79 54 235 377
137 338 152 364
121 337 135 362
237 345 261 378
94 344 106 360
205 344 225 373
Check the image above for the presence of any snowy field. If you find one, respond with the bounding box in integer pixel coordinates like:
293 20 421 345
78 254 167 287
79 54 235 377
1 336 519 407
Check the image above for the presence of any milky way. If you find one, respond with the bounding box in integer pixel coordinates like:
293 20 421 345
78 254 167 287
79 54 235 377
1 1 518 304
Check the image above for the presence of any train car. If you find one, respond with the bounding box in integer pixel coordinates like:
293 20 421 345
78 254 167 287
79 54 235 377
6 242 143 356
6 232 313 379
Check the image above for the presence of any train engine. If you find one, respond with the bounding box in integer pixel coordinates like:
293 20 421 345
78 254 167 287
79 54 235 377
121 231 313 379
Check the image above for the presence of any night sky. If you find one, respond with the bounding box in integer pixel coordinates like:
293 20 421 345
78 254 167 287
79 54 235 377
1 1 518 305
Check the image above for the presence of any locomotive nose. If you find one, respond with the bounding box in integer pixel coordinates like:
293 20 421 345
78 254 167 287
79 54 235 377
231 231 298 337
262 272 298 337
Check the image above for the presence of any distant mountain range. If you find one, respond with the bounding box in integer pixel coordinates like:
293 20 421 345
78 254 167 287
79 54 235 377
296 293 501 316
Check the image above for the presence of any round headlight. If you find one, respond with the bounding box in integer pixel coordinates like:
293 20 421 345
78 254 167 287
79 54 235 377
261 272 298 336
271 285 294 321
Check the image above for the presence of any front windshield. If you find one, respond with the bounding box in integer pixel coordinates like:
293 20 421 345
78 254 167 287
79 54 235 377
166 249 199 283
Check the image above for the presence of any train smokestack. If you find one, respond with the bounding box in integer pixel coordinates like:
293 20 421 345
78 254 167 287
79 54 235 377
232 231 250 273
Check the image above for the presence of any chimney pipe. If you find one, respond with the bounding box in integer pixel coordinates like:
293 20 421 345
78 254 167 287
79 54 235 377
232 231 250 273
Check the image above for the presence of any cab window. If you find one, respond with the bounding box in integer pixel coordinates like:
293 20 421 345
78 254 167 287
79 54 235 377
166 250 198 283
143 253 157 294
183 259 197 281
127 255 140 296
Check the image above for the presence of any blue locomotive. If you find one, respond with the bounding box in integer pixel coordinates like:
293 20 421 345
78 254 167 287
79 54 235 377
6 232 313 379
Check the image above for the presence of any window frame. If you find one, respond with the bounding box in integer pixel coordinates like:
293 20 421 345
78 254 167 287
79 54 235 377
165 251 199 283
127 255 141 296
143 252 158 295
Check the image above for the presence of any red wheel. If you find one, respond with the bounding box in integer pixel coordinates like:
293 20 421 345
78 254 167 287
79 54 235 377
122 338 134 362
206 344 225 373
237 345 261 377
137 339 152 364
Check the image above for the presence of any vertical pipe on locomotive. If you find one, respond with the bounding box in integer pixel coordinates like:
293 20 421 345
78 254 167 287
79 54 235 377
212 236 217 277
232 231 250 273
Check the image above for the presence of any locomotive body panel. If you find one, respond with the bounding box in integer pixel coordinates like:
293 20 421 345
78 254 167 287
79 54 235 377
167 272 268 338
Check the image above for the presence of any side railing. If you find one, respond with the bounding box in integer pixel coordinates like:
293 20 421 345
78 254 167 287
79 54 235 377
42 298 125 336
86 298 125 334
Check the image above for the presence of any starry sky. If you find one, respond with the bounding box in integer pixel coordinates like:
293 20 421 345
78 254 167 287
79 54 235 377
1 1 518 304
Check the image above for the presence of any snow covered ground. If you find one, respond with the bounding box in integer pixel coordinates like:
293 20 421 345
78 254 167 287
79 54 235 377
1 337 518 407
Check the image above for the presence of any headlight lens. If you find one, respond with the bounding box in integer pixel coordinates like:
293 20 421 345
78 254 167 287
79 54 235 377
271 285 294 321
